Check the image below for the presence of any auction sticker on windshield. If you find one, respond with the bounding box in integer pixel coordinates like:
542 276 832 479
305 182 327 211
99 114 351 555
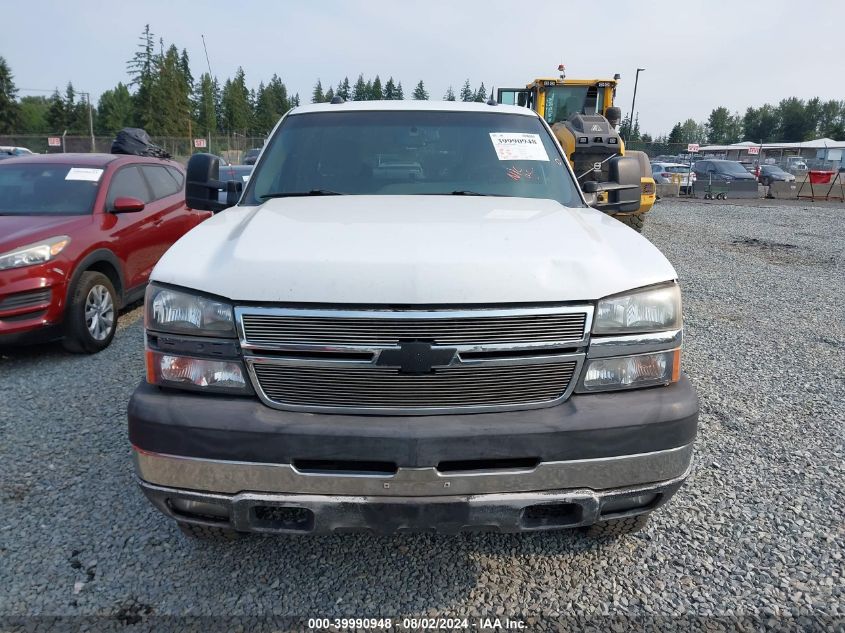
65 168 104 182
489 133 549 161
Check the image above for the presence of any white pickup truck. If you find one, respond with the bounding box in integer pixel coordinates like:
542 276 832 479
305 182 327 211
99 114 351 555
128 100 698 539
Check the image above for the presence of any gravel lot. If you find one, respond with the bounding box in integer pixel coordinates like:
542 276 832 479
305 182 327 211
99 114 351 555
0 199 843 630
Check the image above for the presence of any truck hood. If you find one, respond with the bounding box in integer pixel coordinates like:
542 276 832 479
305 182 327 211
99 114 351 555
152 196 677 304
0 215 92 253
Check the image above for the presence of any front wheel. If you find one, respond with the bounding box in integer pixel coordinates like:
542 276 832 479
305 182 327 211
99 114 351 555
615 213 645 233
583 513 651 538
62 271 118 354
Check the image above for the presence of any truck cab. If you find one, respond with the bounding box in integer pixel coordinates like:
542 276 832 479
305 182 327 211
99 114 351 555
128 100 697 539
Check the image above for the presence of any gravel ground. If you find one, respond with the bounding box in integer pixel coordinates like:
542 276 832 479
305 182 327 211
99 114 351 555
0 199 843 630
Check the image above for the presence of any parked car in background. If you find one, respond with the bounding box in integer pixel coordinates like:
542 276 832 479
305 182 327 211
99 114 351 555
0 146 35 160
758 165 796 186
217 165 253 204
784 157 808 175
242 148 262 165
651 162 696 193
0 153 211 352
692 159 757 182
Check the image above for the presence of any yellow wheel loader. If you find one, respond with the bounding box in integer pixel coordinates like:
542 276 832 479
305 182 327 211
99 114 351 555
499 72 655 232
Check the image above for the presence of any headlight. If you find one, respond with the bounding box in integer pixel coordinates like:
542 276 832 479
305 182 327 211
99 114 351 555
593 283 681 334
0 236 70 271
146 350 250 393
578 349 680 392
145 284 235 337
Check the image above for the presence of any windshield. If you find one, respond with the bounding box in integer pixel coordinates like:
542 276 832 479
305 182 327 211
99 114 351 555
716 161 752 176
542 86 597 124
244 110 581 206
0 164 102 215
664 166 691 174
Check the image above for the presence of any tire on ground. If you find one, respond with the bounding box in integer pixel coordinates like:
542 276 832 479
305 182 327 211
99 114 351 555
177 522 243 541
62 271 119 354
616 213 645 233
583 513 651 538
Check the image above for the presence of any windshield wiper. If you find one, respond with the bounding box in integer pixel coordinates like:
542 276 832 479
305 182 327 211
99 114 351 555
259 189 345 199
449 190 503 196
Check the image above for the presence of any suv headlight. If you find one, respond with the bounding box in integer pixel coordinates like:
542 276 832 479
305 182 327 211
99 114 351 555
145 284 236 337
579 282 683 393
593 283 681 335
144 284 250 394
579 349 680 392
0 236 70 271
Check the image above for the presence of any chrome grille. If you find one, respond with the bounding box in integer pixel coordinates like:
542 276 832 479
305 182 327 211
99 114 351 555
251 360 578 410
240 309 588 347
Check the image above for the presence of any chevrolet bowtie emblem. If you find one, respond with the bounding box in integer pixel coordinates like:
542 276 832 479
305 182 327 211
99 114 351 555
376 341 457 375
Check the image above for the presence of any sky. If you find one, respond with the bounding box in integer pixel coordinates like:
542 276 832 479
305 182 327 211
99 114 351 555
3 0 844 136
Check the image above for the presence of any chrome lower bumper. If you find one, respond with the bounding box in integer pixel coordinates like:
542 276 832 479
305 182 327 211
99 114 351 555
134 443 693 497
134 444 693 534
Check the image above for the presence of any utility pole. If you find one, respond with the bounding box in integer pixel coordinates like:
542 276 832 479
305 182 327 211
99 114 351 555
80 92 95 152
628 68 645 142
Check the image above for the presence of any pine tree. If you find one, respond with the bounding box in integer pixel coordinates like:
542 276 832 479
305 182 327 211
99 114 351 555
64 83 90 134
194 73 218 138
126 24 157 129
474 82 487 102
412 80 428 100
291 93 300 107
395 81 404 100
443 86 456 101
371 76 383 101
336 77 351 101
352 75 367 101
221 67 252 134
667 122 683 145
383 77 397 100
45 89 66 132
312 79 324 104
459 79 473 102
324 87 335 103
179 49 193 92
0 56 21 133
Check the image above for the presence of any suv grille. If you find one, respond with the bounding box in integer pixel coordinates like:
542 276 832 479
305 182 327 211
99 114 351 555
252 361 578 410
237 306 590 414
240 310 587 347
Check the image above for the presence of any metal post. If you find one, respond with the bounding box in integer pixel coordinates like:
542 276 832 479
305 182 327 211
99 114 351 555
628 68 645 141
81 92 95 152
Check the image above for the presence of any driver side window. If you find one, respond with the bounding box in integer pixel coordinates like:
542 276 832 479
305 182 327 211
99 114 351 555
106 166 152 210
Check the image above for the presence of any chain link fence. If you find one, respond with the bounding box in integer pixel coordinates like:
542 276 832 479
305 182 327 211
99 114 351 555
0 134 267 164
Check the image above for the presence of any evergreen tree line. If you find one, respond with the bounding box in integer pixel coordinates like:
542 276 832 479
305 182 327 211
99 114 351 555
309 77 489 105
655 98 845 148
0 26 494 140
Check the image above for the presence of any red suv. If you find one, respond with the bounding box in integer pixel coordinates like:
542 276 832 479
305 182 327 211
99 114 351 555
0 153 211 352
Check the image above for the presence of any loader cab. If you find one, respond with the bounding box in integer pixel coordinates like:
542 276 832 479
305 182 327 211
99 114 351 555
498 78 618 126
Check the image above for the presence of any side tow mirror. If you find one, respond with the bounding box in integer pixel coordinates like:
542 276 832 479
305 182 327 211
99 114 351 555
112 196 145 213
186 153 229 213
606 156 641 212
605 106 622 128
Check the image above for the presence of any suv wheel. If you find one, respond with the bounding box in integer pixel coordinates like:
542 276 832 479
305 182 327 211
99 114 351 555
177 522 243 541
583 512 650 538
616 213 645 233
62 271 118 354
